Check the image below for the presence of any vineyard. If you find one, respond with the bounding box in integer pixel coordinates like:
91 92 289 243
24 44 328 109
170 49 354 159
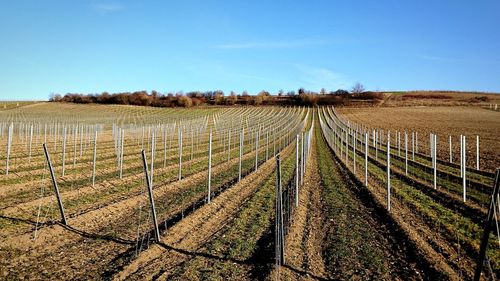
0 102 498 280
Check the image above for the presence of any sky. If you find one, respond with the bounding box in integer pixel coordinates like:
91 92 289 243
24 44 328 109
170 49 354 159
1 0 499 100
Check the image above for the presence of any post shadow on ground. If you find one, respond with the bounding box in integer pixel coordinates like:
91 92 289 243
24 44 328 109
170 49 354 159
156 241 328 281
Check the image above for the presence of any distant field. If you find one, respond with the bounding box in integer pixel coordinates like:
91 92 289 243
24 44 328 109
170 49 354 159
337 106 500 171
0 102 220 124
381 91 500 107
0 101 40 111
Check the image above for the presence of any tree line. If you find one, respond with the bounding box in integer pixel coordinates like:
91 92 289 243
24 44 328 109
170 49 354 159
50 83 384 107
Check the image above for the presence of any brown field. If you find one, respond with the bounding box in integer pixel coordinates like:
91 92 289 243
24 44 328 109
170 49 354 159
337 106 500 172
381 91 500 107
1 103 499 280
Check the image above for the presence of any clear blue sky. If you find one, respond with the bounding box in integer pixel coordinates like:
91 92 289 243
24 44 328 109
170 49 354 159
1 0 499 100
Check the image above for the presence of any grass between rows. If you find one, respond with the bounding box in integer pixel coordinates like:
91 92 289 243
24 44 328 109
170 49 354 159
168 145 297 280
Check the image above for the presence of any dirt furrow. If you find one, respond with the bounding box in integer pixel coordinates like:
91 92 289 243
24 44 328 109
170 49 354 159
0 141 278 279
267 134 327 281
113 143 294 280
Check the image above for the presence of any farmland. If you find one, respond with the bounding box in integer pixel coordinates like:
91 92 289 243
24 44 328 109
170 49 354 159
0 102 499 280
337 106 500 172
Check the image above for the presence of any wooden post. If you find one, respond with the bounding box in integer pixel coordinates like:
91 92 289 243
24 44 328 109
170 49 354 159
141 150 161 243
473 169 500 281
43 143 67 225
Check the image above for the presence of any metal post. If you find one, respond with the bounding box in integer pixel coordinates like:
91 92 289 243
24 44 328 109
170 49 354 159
412 131 415 160
460 135 463 177
163 128 167 168
463 135 466 202
28 124 33 164
301 132 305 185
433 134 437 189
6 124 12 175
405 131 408 176
476 135 479 170
365 133 368 186
353 130 356 174
228 129 231 162
398 131 401 156
92 130 97 187
178 128 182 181
239 129 243 182
266 130 269 161
387 132 391 211
43 143 67 225
295 135 299 207
255 130 259 171
208 130 212 204
150 130 155 186
449 135 452 163
416 132 418 154
73 125 77 168
62 126 66 176
141 150 161 243
275 155 285 265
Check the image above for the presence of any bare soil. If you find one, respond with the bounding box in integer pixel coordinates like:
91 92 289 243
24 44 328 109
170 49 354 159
338 106 500 172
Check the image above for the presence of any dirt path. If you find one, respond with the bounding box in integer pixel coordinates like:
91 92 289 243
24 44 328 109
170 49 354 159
267 133 327 281
113 143 294 280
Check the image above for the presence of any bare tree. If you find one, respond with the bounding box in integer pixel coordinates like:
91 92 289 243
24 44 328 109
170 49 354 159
351 82 365 94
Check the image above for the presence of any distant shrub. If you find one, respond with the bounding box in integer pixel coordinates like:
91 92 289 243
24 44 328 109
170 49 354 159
402 94 452 99
177 96 193 107
469 96 490 103
352 92 385 100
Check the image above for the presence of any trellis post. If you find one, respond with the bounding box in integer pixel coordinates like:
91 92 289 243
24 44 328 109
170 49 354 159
43 143 67 225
